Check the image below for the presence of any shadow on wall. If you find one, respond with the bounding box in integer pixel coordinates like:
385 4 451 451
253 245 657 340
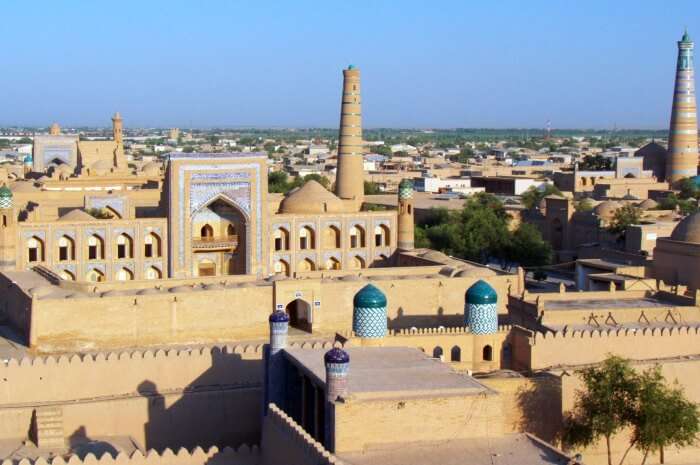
388 307 464 329
136 348 263 452
68 426 119 459
515 373 563 444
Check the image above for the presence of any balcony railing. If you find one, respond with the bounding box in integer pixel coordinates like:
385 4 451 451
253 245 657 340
192 235 239 250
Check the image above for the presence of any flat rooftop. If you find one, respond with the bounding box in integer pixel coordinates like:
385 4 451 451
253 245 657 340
283 346 492 400
337 433 573 465
543 297 676 311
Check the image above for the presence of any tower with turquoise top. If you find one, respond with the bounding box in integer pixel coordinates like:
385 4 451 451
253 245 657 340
352 284 388 340
0 185 12 210
465 280 498 334
263 310 289 415
397 178 415 250
324 346 350 451
0 185 16 271
666 29 699 185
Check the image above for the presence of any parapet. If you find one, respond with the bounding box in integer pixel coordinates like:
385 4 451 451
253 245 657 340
0 444 259 465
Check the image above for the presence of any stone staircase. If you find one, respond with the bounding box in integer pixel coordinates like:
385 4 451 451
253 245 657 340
34 406 65 448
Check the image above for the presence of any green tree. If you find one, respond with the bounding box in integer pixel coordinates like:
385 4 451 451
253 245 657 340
452 146 475 163
268 171 290 193
580 154 613 171
678 177 700 200
576 198 594 212
506 223 552 268
607 205 641 239
374 145 392 157
414 225 430 248
364 181 382 195
521 184 562 210
563 356 641 465
633 367 699 464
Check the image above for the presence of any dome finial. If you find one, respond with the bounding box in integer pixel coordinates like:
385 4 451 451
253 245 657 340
682 28 692 43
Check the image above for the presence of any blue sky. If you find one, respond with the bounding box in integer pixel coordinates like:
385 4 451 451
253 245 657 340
3 0 699 128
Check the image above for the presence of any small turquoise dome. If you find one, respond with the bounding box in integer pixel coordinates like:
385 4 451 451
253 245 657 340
348 64 356 70
465 280 498 305
690 175 700 188
682 29 692 43
353 284 387 308
269 310 289 323
324 347 350 364
23 154 32 163
0 185 12 198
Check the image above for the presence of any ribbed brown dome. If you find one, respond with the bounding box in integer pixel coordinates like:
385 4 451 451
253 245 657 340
279 180 344 214
671 213 700 243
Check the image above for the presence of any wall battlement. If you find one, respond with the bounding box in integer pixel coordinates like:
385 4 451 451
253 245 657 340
533 324 700 340
262 404 344 465
0 444 260 465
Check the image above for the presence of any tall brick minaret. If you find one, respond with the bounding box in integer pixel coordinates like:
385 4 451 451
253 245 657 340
666 30 699 186
334 65 365 208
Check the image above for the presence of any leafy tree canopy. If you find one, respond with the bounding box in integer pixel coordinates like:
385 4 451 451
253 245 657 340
521 184 562 210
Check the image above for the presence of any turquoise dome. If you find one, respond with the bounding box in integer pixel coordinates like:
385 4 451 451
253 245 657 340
23 155 32 163
353 284 387 308
691 175 700 188
465 280 498 305
0 186 12 198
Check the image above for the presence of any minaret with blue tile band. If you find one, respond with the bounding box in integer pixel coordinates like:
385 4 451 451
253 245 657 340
465 280 498 334
264 310 289 415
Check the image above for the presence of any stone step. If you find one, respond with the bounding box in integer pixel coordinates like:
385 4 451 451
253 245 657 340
35 407 65 449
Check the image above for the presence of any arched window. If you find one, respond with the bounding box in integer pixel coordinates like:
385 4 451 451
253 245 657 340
2 215 6 227
273 259 290 276
116 233 133 259
116 267 134 281
482 345 493 362
325 257 341 270
450 346 461 362
273 228 290 251
374 225 390 247
145 266 162 280
86 269 104 282
59 270 75 281
433 346 444 360
227 224 236 237
88 235 104 260
27 237 44 263
144 233 161 258
349 255 365 270
299 226 315 250
349 225 365 248
323 225 341 248
297 258 315 272
57 236 74 261
200 224 214 238
198 258 216 277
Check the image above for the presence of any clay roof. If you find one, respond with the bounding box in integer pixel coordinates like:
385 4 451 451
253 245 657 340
671 212 700 243
593 200 621 219
278 180 344 214
10 182 38 193
58 209 95 222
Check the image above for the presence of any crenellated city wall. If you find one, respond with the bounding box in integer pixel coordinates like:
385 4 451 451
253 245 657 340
519 325 700 370
260 404 344 465
0 445 260 465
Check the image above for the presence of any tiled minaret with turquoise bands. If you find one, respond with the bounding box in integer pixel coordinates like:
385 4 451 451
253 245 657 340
352 284 387 338
465 280 498 334
0 186 12 209
666 30 699 186
397 178 415 250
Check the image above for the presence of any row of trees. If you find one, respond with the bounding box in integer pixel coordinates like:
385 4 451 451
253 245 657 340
415 193 552 268
565 356 699 465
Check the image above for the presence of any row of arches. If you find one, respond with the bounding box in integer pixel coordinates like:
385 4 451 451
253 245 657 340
26 232 162 264
58 265 163 282
272 225 390 252
273 254 383 275
424 344 494 362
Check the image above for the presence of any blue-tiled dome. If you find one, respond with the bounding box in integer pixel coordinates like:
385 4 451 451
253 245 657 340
690 175 700 188
23 155 32 164
324 347 350 364
465 280 498 305
0 185 12 198
353 284 387 308
269 310 289 323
